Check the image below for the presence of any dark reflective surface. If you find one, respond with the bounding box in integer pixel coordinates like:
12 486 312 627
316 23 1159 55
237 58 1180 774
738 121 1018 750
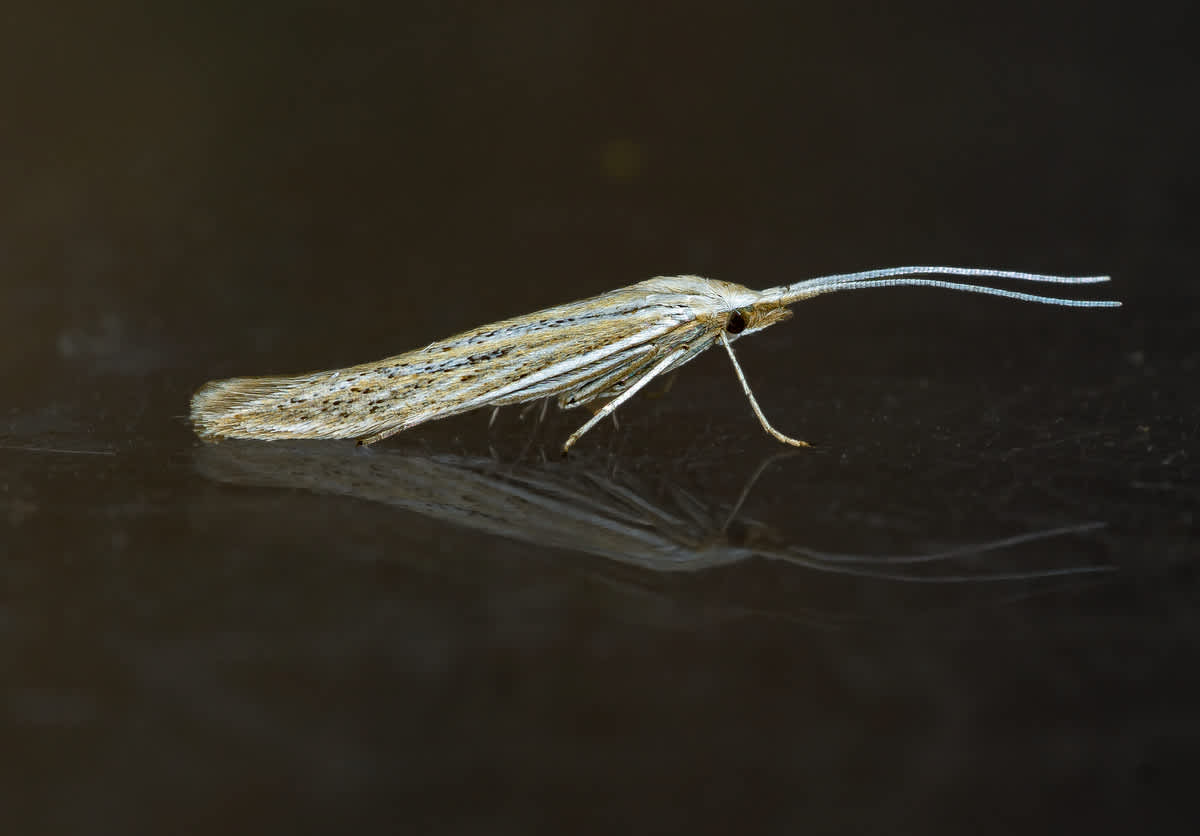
4 3 1198 832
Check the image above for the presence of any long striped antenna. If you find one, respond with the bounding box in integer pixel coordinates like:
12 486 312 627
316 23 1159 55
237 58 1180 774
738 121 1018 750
765 266 1120 308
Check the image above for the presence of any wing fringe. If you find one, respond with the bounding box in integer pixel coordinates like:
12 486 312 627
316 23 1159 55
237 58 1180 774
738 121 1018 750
190 375 306 440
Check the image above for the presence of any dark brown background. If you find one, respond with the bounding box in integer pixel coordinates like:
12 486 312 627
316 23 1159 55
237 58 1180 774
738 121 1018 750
3 2 1196 833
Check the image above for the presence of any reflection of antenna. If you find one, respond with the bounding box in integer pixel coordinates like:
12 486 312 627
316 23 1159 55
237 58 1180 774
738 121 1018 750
194 442 1111 587
771 522 1109 583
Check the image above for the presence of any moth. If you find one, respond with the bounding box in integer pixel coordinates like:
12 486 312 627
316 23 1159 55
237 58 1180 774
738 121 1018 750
191 266 1119 453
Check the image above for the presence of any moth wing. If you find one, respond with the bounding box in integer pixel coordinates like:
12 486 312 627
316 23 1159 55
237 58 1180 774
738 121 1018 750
192 283 717 443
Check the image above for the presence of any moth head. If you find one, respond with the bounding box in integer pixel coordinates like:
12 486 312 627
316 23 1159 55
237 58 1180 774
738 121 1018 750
724 303 793 338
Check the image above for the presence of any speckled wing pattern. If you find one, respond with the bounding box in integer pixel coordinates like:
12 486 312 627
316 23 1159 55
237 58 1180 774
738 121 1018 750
190 277 742 445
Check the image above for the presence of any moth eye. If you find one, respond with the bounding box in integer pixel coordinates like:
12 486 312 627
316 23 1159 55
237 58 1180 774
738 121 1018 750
726 310 748 334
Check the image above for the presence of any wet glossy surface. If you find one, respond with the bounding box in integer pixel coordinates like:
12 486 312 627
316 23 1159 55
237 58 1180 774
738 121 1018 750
4 3 1198 832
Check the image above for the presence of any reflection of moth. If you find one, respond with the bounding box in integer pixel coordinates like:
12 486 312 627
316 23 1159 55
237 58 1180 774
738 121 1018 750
195 442 1109 584
191 267 1117 453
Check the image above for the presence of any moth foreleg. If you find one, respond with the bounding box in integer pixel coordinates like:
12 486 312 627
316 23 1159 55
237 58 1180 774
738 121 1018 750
718 332 810 448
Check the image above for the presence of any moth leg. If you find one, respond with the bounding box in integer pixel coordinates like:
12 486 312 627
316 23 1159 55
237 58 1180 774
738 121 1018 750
560 348 661 410
718 332 810 448
513 399 552 463
357 425 404 446
582 396 620 427
720 449 804 533
489 406 500 428
562 348 687 455
516 397 551 424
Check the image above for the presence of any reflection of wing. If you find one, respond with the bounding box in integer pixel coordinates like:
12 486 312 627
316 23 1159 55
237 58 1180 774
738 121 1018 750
196 442 748 570
194 442 1111 583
